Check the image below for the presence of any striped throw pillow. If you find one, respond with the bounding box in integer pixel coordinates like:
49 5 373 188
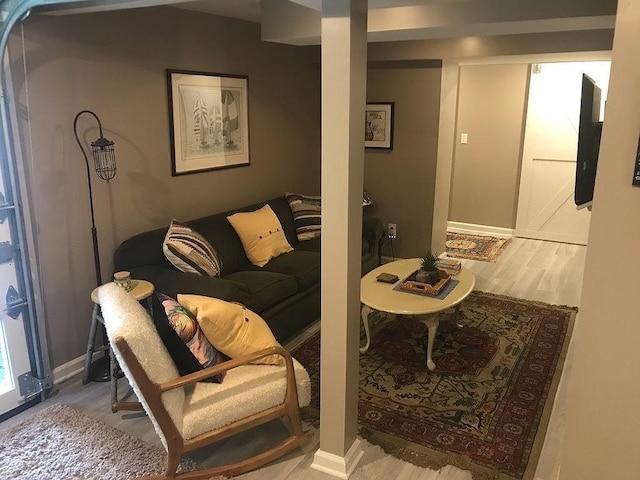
162 220 222 277
286 192 321 242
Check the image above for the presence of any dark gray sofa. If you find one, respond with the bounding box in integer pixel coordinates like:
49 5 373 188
113 196 384 343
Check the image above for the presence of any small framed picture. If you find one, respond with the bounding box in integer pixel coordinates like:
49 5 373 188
167 69 250 175
365 102 394 150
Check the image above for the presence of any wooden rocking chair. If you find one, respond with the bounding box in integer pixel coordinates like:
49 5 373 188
97 283 312 479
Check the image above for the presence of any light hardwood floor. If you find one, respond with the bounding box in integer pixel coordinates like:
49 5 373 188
454 236 586 480
0 236 586 480
453 236 586 307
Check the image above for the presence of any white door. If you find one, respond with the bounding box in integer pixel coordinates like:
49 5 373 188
515 61 610 245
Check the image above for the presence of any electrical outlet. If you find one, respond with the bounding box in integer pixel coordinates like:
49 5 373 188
388 223 397 240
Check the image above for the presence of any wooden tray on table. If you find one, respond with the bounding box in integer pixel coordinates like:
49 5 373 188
400 269 451 296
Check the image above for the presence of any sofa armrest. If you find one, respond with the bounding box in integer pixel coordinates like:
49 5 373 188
129 266 252 304
362 216 384 256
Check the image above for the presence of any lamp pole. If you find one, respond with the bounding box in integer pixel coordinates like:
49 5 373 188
73 110 116 288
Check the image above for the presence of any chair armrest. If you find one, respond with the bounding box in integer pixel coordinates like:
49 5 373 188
158 345 295 392
130 266 252 304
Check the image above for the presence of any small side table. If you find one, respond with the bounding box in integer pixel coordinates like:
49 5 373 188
83 279 154 412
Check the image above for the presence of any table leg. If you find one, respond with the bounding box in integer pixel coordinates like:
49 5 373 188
453 303 463 328
110 345 119 413
419 314 440 371
82 304 101 384
360 305 372 353
146 295 154 317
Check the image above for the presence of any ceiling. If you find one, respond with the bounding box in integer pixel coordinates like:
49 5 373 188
172 0 616 46
170 0 467 23
38 0 617 47
172 0 261 23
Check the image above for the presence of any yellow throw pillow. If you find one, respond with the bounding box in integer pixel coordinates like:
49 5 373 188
226 204 293 267
178 294 283 365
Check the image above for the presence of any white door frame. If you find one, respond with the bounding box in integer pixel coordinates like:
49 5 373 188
436 52 611 245
0 10 55 417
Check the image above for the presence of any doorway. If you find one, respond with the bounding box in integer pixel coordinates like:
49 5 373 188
515 61 611 245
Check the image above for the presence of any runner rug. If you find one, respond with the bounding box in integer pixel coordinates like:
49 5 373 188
445 232 511 262
292 292 576 480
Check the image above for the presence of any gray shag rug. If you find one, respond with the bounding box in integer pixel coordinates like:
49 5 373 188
0 403 193 479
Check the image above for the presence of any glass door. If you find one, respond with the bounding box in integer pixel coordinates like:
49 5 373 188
0 171 36 416
0 39 50 418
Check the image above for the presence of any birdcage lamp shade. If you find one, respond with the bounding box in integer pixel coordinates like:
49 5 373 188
91 136 116 182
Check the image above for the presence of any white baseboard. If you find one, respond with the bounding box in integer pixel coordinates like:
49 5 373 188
311 438 364 479
52 354 85 385
447 221 514 238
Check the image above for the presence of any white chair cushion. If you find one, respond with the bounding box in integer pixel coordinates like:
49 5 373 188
182 360 311 440
98 283 185 450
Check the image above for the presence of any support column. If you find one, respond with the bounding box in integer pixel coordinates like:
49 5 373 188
310 1 367 479
431 62 460 254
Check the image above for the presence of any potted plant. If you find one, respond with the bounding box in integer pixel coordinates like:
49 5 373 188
416 250 441 284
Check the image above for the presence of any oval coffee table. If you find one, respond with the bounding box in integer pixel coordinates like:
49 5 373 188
360 258 475 371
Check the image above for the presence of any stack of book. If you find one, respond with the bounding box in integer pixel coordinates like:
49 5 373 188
435 258 462 275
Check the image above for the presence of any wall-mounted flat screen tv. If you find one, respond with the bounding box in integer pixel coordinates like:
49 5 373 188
575 74 603 209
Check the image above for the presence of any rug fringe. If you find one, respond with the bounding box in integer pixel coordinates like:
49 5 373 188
470 290 579 311
358 426 509 480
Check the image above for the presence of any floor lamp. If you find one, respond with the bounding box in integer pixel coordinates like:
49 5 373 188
74 110 116 383
73 110 117 288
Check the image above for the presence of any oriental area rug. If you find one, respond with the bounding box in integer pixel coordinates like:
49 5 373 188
292 292 576 480
445 232 512 262
0 404 195 479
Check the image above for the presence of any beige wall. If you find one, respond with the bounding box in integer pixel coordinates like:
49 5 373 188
364 66 442 258
561 1 640 478
9 7 321 368
449 64 529 228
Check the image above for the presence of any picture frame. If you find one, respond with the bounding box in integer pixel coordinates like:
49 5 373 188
167 69 250 175
365 102 394 150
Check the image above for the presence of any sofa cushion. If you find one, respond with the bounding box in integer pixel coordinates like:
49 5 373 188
223 270 298 313
132 266 252 305
285 192 321 242
156 292 226 383
163 220 222 277
227 205 293 267
292 237 320 253
259 250 320 292
178 295 282 365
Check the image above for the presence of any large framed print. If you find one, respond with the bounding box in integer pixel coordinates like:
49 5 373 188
365 102 394 150
167 69 250 175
